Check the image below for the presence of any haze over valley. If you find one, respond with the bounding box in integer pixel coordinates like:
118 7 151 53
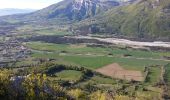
0 8 36 16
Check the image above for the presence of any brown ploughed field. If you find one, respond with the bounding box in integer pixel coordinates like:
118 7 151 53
96 63 144 81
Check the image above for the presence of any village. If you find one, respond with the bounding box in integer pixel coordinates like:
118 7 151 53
0 36 31 67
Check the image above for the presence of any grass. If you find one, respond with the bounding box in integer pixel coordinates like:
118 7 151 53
61 55 169 70
136 90 162 100
14 57 39 67
31 51 169 71
55 70 83 81
26 42 109 55
145 66 161 85
25 42 170 71
88 76 116 84
26 42 170 59
106 57 168 71
111 48 170 59
15 60 38 67
61 55 115 69
31 52 115 69
164 63 170 85
164 63 170 99
36 30 72 36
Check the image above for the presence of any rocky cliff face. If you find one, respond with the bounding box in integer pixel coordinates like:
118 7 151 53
28 0 120 20
70 0 120 20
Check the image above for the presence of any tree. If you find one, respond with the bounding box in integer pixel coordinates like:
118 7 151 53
90 90 106 100
0 69 13 99
114 95 130 100
68 89 86 100
22 73 49 100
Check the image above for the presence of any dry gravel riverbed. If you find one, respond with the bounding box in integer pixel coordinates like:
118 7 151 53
72 36 170 48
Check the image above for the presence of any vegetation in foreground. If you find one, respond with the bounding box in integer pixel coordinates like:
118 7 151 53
1 62 168 100
0 34 169 99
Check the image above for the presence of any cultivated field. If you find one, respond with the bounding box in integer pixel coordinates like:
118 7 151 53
24 42 170 71
96 63 144 81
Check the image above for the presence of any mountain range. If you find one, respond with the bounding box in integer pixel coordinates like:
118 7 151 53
0 0 170 40
0 8 36 16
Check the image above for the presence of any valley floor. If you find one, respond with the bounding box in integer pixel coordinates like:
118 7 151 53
0 34 170 99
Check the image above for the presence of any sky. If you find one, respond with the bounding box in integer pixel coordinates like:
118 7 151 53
0 0 62 9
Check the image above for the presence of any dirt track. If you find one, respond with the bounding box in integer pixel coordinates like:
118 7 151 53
96 63 144 81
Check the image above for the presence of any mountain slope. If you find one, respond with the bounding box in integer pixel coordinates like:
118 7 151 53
75 0 170 39
0 0 169 40
0 0 121 35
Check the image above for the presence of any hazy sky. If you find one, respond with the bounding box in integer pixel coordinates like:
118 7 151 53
0 0 62 9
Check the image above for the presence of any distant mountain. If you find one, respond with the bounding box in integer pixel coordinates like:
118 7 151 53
0 0 121 25
0 8 36 16
0 0 121 24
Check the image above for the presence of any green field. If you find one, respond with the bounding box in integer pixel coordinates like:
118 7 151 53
61 55 169 70
164 63 170 98
26 41 170 59
26 42 109 55
145 66 161 85
164 63 170 85
30 51 169 71
55 70 83 81
25 42 170 71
